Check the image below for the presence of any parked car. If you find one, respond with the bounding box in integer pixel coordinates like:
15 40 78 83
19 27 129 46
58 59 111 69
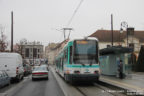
0 70 10 88
32 66 49 80
23 64 32 76
0 53 24 82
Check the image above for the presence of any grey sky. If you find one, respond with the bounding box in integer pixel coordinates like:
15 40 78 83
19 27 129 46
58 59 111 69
0 0 144 46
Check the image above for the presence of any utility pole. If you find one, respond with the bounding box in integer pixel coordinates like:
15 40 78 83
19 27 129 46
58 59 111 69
111 14 114 46
0 26 4 52
63 28 73 40
11 11 14 52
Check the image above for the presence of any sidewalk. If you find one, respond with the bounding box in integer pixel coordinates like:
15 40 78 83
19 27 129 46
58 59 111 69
131 72 144 81
99 73 144 95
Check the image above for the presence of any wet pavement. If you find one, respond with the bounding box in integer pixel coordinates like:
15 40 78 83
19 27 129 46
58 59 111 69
0 70 64 96
1 66 144 96
131 72 144 81
100 74 144 95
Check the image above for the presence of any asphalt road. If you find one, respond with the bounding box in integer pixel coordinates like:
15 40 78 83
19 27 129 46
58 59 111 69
1 70 64 96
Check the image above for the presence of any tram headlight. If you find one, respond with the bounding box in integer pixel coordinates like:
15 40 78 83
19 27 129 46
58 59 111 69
94 71 98 74
74 70 80 74
94 69 101 74
65 70 70 74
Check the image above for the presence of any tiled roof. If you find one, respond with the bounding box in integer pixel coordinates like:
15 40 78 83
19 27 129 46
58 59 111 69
89 30 144 42
53 39 69 50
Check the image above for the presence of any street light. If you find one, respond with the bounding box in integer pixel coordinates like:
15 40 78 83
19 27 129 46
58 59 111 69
120 28 123 33
119 28 123 46
120 21 128 47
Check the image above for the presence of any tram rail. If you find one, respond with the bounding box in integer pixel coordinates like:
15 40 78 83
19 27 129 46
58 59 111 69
74 81 127 96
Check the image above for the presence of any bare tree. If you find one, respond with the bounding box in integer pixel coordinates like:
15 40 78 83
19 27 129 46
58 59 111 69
13 38 27 58
0 25 8 52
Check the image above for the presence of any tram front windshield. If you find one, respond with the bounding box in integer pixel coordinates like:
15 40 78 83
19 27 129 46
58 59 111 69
74 40 98 64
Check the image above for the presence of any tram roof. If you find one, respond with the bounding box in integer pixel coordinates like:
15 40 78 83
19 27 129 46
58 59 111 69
64 37 98 48
69 37 98 42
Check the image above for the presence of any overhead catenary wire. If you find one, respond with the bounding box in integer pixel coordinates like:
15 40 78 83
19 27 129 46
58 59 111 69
66 0 84 27
63 0 84 41
53 0 84 42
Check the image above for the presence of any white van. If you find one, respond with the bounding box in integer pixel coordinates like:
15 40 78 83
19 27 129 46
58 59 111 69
0 53 24 81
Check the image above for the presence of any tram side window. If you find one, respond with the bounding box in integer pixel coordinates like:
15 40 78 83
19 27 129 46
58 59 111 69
56 61 58 67
60 58 62 68
62 57 64 70
70 46 72 64
67 48 69 64
64 49 67 63
56 60 58 67
59 59 61 68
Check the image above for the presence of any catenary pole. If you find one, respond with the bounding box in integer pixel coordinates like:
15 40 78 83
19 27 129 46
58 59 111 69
11 11 14 52
111 14 114 46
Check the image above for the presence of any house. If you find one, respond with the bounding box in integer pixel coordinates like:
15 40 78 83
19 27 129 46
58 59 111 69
45 39 69 65
89 30 144 55
20 41 44 59
45 43 59 65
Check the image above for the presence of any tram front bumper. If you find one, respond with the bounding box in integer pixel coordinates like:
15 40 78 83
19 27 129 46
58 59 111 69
67 74 99 82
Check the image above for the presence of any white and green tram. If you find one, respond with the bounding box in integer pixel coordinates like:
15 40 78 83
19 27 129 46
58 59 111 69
55 37 100 83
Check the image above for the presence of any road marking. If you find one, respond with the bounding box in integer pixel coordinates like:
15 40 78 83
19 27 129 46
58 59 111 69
100 77 144 91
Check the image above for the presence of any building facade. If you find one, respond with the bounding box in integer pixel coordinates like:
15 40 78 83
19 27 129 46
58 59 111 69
45 43 58 65
21 41 43 59
89 30 144 55
45 39 69 65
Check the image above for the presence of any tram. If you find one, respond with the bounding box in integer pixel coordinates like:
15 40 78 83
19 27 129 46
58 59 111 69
54 37 100 83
